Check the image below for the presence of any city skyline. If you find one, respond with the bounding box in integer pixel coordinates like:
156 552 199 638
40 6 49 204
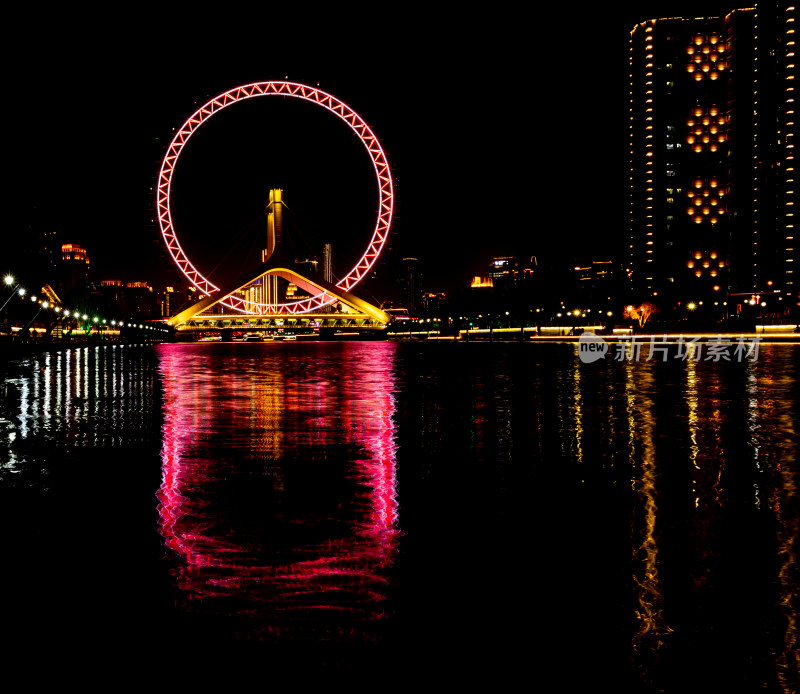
7 3 743 299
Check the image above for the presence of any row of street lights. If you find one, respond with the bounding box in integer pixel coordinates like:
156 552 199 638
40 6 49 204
2 275 171 336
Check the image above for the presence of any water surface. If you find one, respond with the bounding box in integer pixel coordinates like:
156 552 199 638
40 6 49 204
0 341 797 690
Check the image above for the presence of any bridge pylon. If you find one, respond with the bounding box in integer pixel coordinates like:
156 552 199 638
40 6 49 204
168 188 390 333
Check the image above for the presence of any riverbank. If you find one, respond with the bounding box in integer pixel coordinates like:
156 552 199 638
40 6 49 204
0 338 166 362
3 329 800 357
388 327 800 343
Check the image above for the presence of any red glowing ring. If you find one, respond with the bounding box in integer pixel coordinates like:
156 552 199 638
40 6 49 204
157 81 393 314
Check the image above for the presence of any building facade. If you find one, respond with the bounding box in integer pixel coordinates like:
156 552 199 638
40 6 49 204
628 2 796 319
749 0 797 315
398 257 421 314
60 243 90 295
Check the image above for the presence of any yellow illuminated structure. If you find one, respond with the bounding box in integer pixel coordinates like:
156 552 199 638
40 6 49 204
60 243 90 293
61 244 88 262
170 188 390 332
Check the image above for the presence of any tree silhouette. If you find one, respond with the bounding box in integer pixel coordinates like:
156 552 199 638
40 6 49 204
624 302 659 328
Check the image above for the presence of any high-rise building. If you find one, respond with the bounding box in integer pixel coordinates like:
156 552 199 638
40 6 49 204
571 260 622 312
160 286 176 318
398 258 421 314
486 256 536 292
749 1 797 313
60 243 90 295
628 2 796 317
323 243 333 284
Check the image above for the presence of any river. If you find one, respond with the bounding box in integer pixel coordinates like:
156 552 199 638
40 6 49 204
1 341 797 690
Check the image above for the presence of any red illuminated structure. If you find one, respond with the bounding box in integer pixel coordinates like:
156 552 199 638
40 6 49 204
156 81 394 317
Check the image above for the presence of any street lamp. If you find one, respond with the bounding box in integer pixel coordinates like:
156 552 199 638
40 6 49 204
23 301 48 339
0 276 22 312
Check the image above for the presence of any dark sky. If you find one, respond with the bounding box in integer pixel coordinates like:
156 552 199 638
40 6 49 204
6 3 740 296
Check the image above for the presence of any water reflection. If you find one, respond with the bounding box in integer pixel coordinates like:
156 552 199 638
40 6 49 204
609 345 800 691
0 340 796 686
1 345 157 476
155 342 401 645
754 350 800 691
627 361 674 671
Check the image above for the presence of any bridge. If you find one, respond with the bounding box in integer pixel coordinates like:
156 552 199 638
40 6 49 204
172 312 388 336
167 187 391 337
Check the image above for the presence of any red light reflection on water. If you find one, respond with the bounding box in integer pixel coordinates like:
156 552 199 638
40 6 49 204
156 343 401 642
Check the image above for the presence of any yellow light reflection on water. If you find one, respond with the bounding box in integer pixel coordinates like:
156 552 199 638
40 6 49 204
755 351 800 690
629 363 674 664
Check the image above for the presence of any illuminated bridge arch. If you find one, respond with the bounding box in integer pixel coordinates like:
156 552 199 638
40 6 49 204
156 81 394 315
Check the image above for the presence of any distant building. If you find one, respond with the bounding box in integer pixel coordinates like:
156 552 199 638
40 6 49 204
99 280 125 314
486 256 535 293
98 279 158 318
398 257 421 314
124 282 157 316
60 243 90 295
421 291 448 315
470 256 538 315
36 228 61 284
160 286 177 318
323 243 333 284
571 260 622 312
14 204 61 287
470 276 494 289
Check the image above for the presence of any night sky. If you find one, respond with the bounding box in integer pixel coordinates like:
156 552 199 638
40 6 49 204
7 3 739 297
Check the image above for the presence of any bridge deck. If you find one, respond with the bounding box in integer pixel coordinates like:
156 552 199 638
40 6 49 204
172 312 388 332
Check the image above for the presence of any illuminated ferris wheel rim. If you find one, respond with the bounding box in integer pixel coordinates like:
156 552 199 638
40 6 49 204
156 80 394 314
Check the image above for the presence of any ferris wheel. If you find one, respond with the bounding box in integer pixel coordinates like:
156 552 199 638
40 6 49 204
156 81 394 317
